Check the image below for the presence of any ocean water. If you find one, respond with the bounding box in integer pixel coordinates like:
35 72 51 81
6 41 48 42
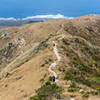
0 0 100 19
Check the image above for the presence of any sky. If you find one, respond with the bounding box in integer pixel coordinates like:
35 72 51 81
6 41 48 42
0 0 100 18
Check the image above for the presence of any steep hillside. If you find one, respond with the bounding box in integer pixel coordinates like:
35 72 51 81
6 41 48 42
0 15 100 100
0 20 64 78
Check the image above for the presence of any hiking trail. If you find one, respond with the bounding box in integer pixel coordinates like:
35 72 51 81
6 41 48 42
48 41 61 82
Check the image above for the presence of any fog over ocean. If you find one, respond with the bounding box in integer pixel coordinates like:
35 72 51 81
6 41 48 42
0 0 100 20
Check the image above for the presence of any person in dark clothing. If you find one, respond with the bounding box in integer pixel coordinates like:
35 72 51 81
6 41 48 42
53 43 55 47
52 76 55 82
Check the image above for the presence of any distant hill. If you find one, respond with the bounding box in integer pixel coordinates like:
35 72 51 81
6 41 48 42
0 19 44 27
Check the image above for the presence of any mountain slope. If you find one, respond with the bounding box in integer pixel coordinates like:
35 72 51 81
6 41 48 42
0 15 100 100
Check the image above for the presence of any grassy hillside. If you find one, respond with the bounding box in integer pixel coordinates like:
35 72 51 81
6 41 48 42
0 15 100 100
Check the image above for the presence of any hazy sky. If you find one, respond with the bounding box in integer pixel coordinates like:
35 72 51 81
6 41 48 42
0 0 100 18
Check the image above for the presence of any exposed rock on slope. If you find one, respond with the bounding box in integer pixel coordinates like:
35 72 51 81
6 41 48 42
0 20 64 77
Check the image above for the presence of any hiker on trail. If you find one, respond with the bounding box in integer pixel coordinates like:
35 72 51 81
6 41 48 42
53 43 55 47
52 41 55 47
52 75 55 82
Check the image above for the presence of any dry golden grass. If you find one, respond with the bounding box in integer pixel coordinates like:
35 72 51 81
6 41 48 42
0 15 100 100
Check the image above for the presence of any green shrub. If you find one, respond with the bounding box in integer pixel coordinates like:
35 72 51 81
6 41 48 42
80 90 85 94
68 88 77 93
40 74 47 84
64 72 74 81
45 60 49 64
62 38 70 45
67 82 79 93
41 64 45 67
23 94 28 98
90 91 98 95
70 82 77 88
41 58 52 67
5 72 10 78
40 78 45 83
49 76 53 81
30 81 62 100
30 96 39 100
82 92 89 98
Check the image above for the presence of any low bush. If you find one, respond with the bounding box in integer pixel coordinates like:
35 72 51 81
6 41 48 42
49 76 53 81
90 91 98 95
82 92 89 98
68 88 77 93
41 58 52 67
5 72 11 78
30 81 62 100
62 38 70 45
70 82 77 88
64 72 74 81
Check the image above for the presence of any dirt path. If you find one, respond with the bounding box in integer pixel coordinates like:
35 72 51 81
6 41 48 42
48 41 61 82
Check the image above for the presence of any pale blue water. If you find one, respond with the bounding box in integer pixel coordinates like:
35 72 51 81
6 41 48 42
0 0 100 18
